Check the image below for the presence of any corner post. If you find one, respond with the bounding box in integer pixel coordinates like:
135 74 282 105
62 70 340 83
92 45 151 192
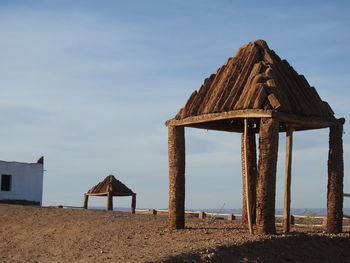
131 194 136 214
256 118 279 234
283 126 294 232
241 123 257 224
107 193 113 211
327 124 344 234
83 194 89 209
168 125 186 229
243 118 254 234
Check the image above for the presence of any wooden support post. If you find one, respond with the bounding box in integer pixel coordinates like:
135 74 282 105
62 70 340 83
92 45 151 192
168 126 186 229
322 217 327 228
244 118 254 234
290 215 295 225
327 125 344 234
150 209 157 215
83 194 89 209
241 126 257 224
131 194 136 214
198 211 206 219
107 193 113 211
283 126 294 232
227 214 235 221
256 118 279 235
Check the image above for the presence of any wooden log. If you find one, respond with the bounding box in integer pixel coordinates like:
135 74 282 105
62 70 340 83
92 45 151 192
83 194 89 209
243 119 254 234
267 93 281 110
131 194 136 214
327 125 344 234
291 215 295 225
188 122 244 133
226 42 263 110
241 136 246 224
322 217 327 228
200 64 228 114
235 66 266 110
256 118 279 235
166 109 344 130
107 193 113 211
187 74 216 118
227 214 235 221
283 126 294 232
241 126 257 224
150 209 157 215
214 59 250 112
198 211 206 219
271 112 344 129
166 109 273 127
168 126 186 229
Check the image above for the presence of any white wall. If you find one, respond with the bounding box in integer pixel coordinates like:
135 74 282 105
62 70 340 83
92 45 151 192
0 160 44 204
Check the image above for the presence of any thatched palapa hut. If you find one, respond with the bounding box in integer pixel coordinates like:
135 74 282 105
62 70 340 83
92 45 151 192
165 40 345 235
83 175 136 213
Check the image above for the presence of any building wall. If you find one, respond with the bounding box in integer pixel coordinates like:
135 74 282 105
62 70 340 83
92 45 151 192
0 160 44 204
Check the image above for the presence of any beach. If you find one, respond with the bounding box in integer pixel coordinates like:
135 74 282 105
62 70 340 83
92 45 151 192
1 204 350 263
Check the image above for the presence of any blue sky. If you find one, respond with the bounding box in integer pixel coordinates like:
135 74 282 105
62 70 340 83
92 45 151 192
0 0 349 210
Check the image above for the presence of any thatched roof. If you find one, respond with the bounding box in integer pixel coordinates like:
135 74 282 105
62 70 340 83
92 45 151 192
86 175 135 196
166 40 344 132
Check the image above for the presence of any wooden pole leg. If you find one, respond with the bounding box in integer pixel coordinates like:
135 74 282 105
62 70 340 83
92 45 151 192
227 214 235 221
290 215 295 225
151 209 157 215
256 118 279 235
198 211 206 220
243 119 254 234
327 125 344 234
241 126 257 225
283 126 294 233
107 193 113 211
83 194 89 209
131 194 136 214
168 126 186 229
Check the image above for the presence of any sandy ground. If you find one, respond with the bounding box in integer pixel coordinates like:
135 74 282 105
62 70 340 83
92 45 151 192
0 205 350 263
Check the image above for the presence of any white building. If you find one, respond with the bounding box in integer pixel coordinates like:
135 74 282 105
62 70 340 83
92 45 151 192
0 157 44 205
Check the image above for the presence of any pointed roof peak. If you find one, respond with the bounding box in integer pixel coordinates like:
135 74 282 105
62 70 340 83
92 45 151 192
87 175 135 196
243 39 268 48
253 39 268 45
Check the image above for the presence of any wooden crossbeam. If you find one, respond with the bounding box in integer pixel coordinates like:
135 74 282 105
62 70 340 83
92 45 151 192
186 122 244 133
165 109 344 132
166 109 273 126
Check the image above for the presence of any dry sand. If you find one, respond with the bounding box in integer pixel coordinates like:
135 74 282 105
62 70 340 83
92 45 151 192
0 204 350 263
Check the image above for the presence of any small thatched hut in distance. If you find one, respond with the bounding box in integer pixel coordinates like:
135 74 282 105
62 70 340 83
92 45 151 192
165 40 345 235
83 175 136 213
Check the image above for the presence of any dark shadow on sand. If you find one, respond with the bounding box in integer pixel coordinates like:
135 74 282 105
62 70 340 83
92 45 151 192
154 234 350 263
